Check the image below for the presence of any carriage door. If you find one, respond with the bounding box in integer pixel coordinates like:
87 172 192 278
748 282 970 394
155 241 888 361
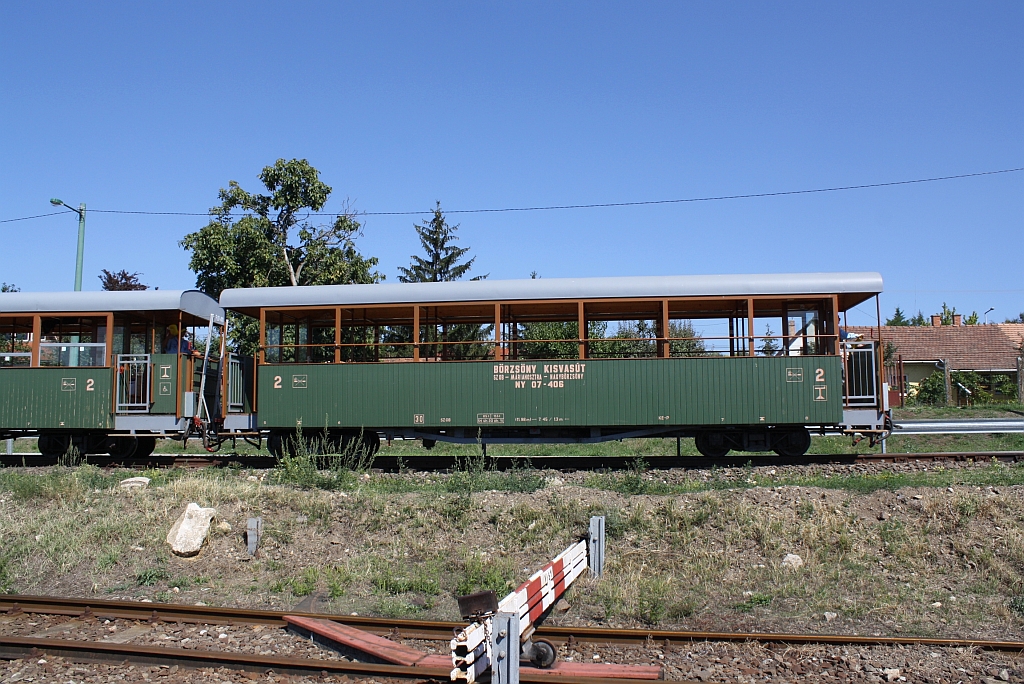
116 354 151 413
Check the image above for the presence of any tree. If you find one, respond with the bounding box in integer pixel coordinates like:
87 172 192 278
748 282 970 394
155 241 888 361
398 202 486 283
759 324 780 356
181 159 381 295
1006 313 1024 323
0 283 18 292
937 302 957 326
886 307 909 326
99 269 148 291
964 311 980 326
909 310 929 326
180 159 382 354
394 202 489 359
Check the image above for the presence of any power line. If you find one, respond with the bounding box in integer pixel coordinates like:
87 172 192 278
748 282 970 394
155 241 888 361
3 166 1022 224
0 211 69 224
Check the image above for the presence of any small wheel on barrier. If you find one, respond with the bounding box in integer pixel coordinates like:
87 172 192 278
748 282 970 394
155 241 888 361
529 639 557 669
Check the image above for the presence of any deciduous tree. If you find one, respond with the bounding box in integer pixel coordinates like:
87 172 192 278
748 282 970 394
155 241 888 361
98 269 148 291
180 159 382 353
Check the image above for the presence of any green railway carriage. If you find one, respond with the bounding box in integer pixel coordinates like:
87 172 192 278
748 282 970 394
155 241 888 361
0 290 226 458
221 272 888 458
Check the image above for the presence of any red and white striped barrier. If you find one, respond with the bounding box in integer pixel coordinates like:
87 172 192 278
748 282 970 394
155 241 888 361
451 536 593 682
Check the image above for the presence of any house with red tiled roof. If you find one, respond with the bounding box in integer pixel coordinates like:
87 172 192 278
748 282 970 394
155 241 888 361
847 323 1024 403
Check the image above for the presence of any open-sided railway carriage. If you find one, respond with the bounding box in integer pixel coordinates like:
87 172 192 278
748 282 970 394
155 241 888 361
219 271 889 458
0 290 236 458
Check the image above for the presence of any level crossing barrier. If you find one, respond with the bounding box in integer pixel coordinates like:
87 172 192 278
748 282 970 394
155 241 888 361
450 516 605 683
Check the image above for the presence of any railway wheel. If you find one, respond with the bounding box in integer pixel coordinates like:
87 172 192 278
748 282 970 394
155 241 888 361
38 434 70 458
360 432 380 458
694 431 730 458
107 436 139 460
135 436 157 459
772 428 811 458
267 431 285 459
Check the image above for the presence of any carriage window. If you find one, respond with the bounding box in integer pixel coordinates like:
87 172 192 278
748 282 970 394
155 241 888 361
265 309 336 363
39 317 107 367
0 316 33 368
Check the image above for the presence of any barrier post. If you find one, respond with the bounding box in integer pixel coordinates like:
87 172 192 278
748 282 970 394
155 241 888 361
490 611 520 684
588 516 605 578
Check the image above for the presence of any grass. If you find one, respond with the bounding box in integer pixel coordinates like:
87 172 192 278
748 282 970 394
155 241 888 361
2 457 1024 638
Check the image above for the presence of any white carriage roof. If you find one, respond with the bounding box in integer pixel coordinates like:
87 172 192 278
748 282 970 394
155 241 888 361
0 290 224 321
220 272 883 312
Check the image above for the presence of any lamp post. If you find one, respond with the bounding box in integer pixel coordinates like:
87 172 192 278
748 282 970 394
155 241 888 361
984 307 995 325
49 198 86 291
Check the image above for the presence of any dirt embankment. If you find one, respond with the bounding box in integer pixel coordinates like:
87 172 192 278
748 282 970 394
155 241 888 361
1 460 1023 644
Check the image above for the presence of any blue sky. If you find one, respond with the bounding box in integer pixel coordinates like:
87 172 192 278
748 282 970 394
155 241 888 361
1 2 1021 325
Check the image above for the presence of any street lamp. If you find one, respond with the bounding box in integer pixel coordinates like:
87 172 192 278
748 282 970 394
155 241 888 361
50 199 86 291
984 307 995 325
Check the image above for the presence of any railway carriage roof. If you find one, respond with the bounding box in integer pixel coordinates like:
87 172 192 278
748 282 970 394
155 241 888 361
0 290 224 322
220 272 882 314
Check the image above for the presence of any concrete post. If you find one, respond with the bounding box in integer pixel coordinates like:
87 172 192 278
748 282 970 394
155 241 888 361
1017 356 1023 404
943 359 952 406
588 516 605 578
5 439 12 455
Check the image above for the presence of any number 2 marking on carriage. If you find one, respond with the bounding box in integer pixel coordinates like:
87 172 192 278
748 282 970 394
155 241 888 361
86 379 94 392
273 375 282 389
815 368 825 383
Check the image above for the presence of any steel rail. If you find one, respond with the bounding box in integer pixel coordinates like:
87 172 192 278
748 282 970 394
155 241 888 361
4 595 1024 653
0 635 654 684
1 451 1021 471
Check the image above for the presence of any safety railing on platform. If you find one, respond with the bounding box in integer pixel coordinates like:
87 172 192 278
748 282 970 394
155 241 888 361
116 354 151 413
843 340 879 407
259 334 840 364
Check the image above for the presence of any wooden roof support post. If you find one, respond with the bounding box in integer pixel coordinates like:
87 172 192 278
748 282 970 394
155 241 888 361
831 295 840 356
106 313 114 366
494 303 502 361
334 307 341 364
578 301 587 360
747 298 755 356
659 299 669 358
31 315 41 367
413 305 420 361
258 308 266 365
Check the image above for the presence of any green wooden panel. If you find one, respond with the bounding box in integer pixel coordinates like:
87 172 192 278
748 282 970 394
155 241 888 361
256 356 843 430
0 368 113 430
150 354 178 415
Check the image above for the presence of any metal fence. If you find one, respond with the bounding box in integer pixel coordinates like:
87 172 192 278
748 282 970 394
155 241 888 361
843 341 878 407
116 354 151 413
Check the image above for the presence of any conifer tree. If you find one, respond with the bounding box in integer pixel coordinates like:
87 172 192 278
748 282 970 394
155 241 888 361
398 202 486 283
394 203 489 358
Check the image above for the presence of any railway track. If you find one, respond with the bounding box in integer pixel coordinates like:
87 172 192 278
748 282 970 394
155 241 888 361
0 450 1022 471
4 594 1024 652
